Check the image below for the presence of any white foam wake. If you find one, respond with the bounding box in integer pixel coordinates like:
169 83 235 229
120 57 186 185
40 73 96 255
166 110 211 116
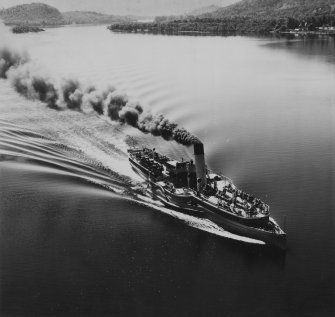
126 193 265 246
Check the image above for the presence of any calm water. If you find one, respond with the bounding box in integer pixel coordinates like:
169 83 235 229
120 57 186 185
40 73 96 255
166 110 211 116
0 26 334 316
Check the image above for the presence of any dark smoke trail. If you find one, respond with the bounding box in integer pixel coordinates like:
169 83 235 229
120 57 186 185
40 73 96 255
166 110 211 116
83 86 115 115
119 101 143 126
0 47 29 78
137 113 201 145
7 64 59 109
0 45 201 146
105 92 129 121
61 78 83 111
138 113 177 139
32 77 59 109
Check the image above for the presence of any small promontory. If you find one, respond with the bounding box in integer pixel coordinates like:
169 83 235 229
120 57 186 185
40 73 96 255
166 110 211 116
12 25 45 33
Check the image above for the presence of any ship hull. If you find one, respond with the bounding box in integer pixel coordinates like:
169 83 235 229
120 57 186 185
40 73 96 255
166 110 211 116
130 157 287 250
204 211 287 249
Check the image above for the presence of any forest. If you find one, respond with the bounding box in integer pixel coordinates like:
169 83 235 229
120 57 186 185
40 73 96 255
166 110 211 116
109 14 335 35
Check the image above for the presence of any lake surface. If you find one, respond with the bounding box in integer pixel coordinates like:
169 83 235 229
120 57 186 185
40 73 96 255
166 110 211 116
0 25 334 316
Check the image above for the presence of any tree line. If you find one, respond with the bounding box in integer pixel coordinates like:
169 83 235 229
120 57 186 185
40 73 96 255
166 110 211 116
108 14 335 35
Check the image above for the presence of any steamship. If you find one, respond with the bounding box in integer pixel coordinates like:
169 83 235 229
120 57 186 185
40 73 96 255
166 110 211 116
128 144 287 249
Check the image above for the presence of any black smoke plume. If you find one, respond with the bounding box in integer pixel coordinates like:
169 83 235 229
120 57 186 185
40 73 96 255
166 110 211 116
0 47 28 78
83 86 114 115
6 64 59 109
138 113 201 145
61 79 83 111
32 77 59 109
0 46 201 146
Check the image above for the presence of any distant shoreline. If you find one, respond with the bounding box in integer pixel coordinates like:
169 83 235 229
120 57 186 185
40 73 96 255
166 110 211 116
107 17 335 38
108 27 335 38
5 20 335 38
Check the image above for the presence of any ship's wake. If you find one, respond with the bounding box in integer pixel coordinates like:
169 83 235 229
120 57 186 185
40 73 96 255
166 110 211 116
0 119 133 192
0 117 265 246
